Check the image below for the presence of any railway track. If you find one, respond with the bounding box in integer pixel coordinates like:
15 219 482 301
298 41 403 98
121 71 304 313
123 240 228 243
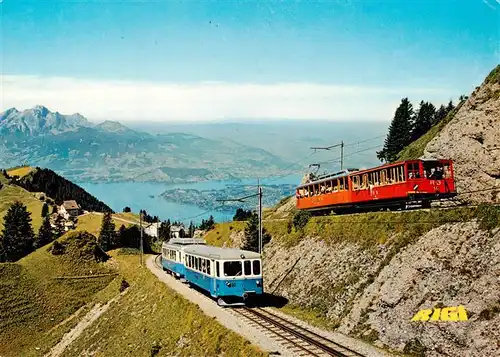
234 307 365 357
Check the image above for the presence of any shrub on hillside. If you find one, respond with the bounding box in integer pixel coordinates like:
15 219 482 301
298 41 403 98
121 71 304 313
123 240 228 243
292 210 311 231
477 204 500 232
49 231 109 262
50 241 66 255
120 279 130 292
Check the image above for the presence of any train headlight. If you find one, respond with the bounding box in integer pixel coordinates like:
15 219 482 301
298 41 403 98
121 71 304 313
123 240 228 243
256 280 261 286
226 282 231 287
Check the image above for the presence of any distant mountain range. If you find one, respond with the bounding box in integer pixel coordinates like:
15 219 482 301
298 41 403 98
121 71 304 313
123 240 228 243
0 106 296 183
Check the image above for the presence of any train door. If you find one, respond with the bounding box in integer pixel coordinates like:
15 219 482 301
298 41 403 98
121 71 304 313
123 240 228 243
213 260 220 296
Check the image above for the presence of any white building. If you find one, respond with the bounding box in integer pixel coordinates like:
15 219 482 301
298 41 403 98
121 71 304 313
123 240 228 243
170 224 186 239
144 222 160 238
58 200 81 220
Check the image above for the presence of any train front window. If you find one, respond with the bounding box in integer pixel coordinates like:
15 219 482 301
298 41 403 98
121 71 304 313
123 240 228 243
244 260 251 275
223 261 242 277
423 161 445 180
253 260 261 275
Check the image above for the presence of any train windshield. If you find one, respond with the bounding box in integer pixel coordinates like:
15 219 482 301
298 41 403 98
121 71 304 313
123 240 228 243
253 260 261 275
223 261 242 277
423 161 451 180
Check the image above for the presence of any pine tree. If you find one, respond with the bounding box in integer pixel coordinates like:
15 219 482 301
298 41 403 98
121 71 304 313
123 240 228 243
98 212 116 251
446 100 455 114
188 221 195 237
242 213 271 253
158 219 171 241
377 98 414 162
433 104 448 125
35 216 53 248
117 224 127 246
207 215 215 230
53 214 66 238
411 101 436 141
0 202 35 262
41 203 49 218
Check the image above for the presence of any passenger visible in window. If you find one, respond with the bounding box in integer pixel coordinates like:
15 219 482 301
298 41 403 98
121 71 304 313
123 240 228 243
435 166 444 180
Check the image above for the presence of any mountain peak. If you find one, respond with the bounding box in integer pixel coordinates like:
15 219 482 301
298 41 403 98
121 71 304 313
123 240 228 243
0 107 20 121
0 105 93 137
96 120 132 133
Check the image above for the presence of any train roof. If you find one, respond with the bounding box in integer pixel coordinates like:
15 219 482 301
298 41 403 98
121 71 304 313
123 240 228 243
297 171 351 188
168 238 206 245
183 245 261 260
162 240 206 251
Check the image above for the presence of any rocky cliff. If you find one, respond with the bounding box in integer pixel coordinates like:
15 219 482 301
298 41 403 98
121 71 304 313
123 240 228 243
261 207 500 357
423 65 500 203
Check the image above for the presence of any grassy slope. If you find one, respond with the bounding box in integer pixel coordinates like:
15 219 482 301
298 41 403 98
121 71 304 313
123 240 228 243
0 234 115 357
75 212 136 236
397 100 464 161
205 221 246 247
114 212 141 223
62 253 266 357
7 165 34 177
0 182 45 232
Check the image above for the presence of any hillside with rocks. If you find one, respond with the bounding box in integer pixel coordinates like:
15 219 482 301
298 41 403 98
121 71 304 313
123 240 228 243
422 65 500 203
205 204 500 356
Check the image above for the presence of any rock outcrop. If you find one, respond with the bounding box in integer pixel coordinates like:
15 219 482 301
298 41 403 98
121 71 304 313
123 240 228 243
263 221 500 356
424 66 500 203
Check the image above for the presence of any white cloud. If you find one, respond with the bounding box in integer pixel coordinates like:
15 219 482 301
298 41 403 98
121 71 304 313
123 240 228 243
0 75 451 122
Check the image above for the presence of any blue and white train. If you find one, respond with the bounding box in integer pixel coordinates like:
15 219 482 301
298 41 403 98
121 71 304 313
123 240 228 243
161 239 263 306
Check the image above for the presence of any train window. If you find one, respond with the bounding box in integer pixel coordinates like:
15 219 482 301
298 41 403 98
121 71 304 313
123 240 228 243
244 260 251 276
380 170 387 185
223 261 242 277
352 176 360 190
362 174 368 189
443 163 451 178
207 261 211 275
423 161 446 180
216 262 220 277
399 166 405 182
252 260 261 275
408 162 420 179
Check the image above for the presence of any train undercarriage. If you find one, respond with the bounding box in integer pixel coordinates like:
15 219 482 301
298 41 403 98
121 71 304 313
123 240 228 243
303 193 459 216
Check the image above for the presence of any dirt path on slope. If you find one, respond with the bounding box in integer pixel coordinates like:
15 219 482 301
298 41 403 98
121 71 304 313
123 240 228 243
45 291 126 357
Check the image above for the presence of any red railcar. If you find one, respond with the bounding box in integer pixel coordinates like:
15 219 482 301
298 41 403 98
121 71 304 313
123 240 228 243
296 159 456 212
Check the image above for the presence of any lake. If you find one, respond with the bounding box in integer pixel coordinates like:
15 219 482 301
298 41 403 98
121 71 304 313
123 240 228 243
78 174 301 225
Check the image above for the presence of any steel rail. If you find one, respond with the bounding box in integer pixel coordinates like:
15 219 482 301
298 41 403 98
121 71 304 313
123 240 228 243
236 307 365 357
255 308 365 357
236 308 324 356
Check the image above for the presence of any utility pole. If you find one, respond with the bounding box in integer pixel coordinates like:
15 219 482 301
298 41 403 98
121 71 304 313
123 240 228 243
311 141 345 170
258 180 263 254
216 183 264 254
340 140 344 170
139 210 143 267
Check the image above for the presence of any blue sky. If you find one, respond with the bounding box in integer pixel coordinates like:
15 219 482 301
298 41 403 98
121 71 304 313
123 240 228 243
1 0 499 121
